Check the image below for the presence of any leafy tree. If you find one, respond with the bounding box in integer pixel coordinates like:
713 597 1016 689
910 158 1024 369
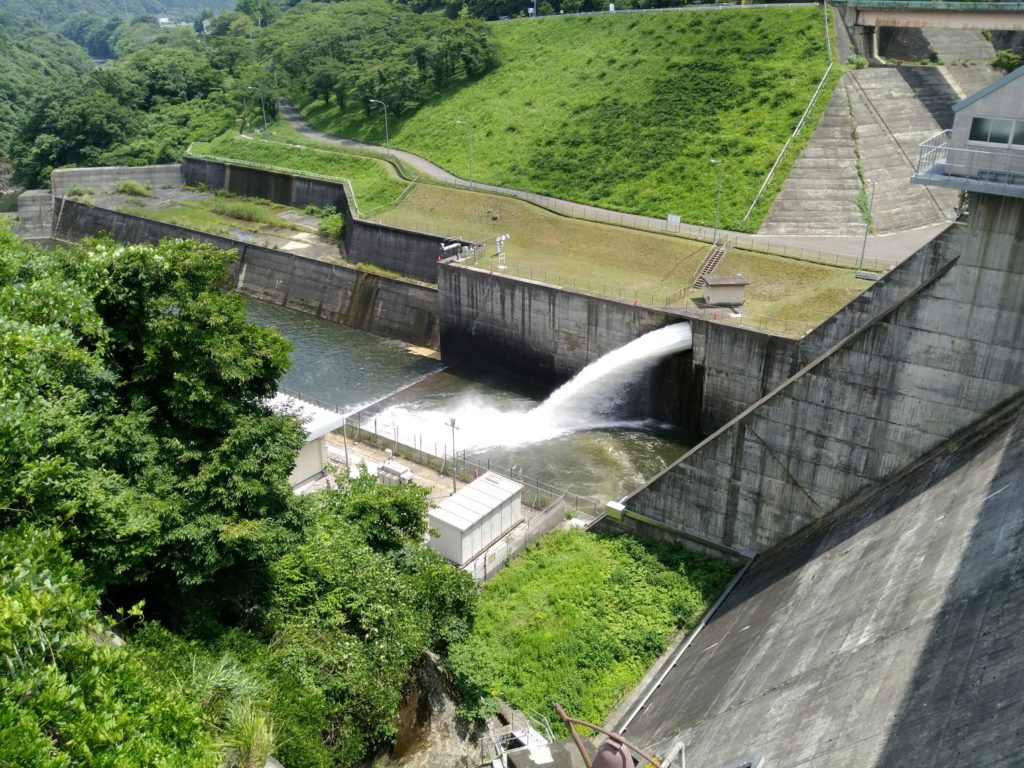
0 524 218 766
0 228 480 765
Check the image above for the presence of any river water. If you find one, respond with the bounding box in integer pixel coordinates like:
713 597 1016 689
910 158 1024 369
246 298 694 504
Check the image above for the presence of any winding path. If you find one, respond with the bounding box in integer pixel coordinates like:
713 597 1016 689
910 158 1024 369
278 101 949 266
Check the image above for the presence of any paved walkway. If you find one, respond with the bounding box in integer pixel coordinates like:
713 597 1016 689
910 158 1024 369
279 101 951 267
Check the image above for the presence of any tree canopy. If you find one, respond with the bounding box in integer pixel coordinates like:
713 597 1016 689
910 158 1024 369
0 228 479 766
265 1 499 119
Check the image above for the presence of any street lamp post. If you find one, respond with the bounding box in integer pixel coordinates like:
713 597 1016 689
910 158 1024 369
247 86 268 134
857 178 877 275
369 99 389 156
455 119 473 187
445 418 458 493
710 158 724 245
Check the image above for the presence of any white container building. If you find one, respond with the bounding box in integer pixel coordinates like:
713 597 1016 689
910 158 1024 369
428 472 524 566
269 393 346 491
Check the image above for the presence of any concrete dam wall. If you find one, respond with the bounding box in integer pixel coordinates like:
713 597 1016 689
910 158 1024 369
610 193 1023 557
53 199 439 349
38 161 962 444
182 157 466 284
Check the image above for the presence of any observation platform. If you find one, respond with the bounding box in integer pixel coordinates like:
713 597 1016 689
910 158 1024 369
913 65 1024 198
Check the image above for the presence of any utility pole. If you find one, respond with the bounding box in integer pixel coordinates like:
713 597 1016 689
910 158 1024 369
456 119 474 187
369 99 389 157
446 418 458 494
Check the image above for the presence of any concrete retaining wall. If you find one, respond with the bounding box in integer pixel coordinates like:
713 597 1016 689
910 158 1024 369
51 165 182 198
438 263 804 433
182 157 461 283
53 198 439 349
14 190 53 239
612 193 1023 556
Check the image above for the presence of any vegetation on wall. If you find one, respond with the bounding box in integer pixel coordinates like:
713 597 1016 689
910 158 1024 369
447 530 734 731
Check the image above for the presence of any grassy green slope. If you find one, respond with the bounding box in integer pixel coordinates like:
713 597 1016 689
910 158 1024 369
296 7 834 231
448 530 733 733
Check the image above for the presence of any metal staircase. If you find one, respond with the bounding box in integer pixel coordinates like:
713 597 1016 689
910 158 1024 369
690 240 729 289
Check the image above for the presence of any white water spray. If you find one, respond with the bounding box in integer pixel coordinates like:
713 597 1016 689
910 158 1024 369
531 322 693 433
377 323 692 450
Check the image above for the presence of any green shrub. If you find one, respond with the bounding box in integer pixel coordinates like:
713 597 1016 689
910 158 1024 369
848 54 869 70
67 183 92 197
318 211 344 242
114 179 152 197
992 49 1022 73
0 526 217 767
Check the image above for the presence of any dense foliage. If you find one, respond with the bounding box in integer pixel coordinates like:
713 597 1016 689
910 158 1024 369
10 29 242 187
0 227 479 766
265 1 499 119
0 0 235 29
0 525 218 767
293 6 834 231
0 30 93 163
447 530 733 730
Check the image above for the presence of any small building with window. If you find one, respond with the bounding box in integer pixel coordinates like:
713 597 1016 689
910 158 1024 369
913 65 1024 197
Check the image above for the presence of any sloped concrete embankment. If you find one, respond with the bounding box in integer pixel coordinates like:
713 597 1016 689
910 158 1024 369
761 67 959 237
609 193 1023 557
53 199 439 349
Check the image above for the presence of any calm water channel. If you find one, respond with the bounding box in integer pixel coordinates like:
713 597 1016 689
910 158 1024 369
246 298 694 504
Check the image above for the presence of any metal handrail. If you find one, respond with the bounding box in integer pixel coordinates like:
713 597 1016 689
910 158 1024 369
914 129 1024 183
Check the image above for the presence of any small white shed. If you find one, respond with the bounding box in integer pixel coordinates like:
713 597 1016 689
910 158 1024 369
428 472 524 566
269 393 346 490
703 274 749 307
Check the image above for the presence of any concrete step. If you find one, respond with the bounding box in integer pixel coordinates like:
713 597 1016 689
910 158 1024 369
761 81 866 237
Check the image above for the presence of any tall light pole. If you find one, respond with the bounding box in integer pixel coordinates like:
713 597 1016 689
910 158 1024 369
456 119 473 187
710 158 724 245
857 178 877 276
248 86 268 135
445 418 458 493
369 99 389 156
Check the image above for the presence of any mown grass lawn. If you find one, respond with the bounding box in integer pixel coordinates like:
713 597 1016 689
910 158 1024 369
447 529 734 734
375 183 868 335
294 6 836 231
184 131 868 335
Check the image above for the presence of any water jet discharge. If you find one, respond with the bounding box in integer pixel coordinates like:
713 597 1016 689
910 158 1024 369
376 322 692 450
247 297 694 502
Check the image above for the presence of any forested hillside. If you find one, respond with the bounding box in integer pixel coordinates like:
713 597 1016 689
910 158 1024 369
7 7 282 186
0 30 93 164
0 0 234 27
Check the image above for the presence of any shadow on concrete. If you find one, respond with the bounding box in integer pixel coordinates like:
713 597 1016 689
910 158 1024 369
898 65 959 131
617 394 1024 764
871 409 1024 766
711 393 1024 625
